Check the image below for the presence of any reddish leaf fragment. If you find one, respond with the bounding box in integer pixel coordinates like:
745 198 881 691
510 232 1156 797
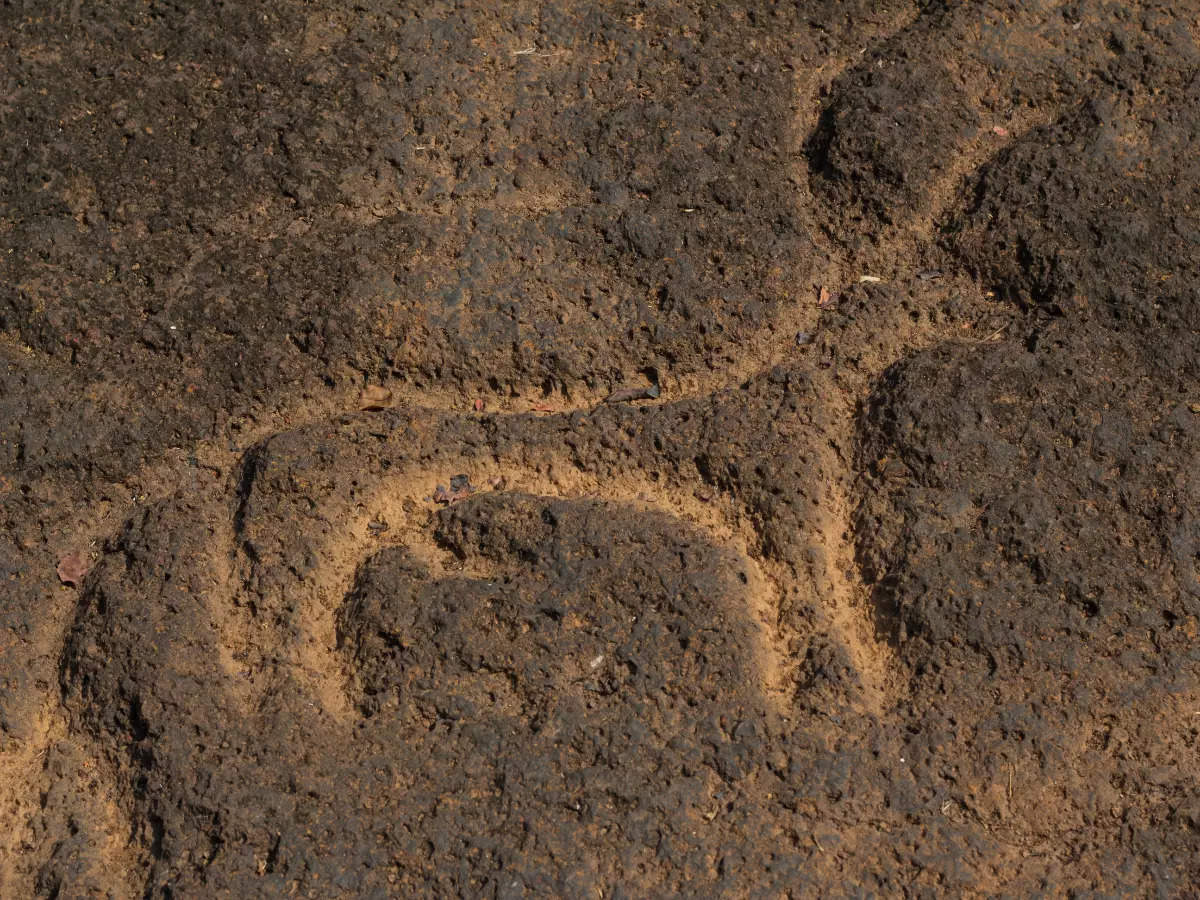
57 551 91 587
431 475 476 505
992 125 1009 137
432 485 473 505
474 397 485 412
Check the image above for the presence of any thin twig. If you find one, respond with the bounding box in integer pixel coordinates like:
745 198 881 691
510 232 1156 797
978 321 1011 343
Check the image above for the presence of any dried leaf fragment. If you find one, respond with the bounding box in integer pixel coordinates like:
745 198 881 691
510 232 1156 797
359 385 393 411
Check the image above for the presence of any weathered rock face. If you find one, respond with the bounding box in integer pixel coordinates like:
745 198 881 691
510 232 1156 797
2 1 1198 896
855 333 1200 892
55 378 841 896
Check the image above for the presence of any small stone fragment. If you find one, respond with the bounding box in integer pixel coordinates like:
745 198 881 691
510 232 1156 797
57 551 91 587
606 375 662 404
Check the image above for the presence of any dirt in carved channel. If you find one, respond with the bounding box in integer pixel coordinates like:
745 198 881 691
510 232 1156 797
1 1 1198 896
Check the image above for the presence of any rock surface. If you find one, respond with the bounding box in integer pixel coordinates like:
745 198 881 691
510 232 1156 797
1 1 1197 896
